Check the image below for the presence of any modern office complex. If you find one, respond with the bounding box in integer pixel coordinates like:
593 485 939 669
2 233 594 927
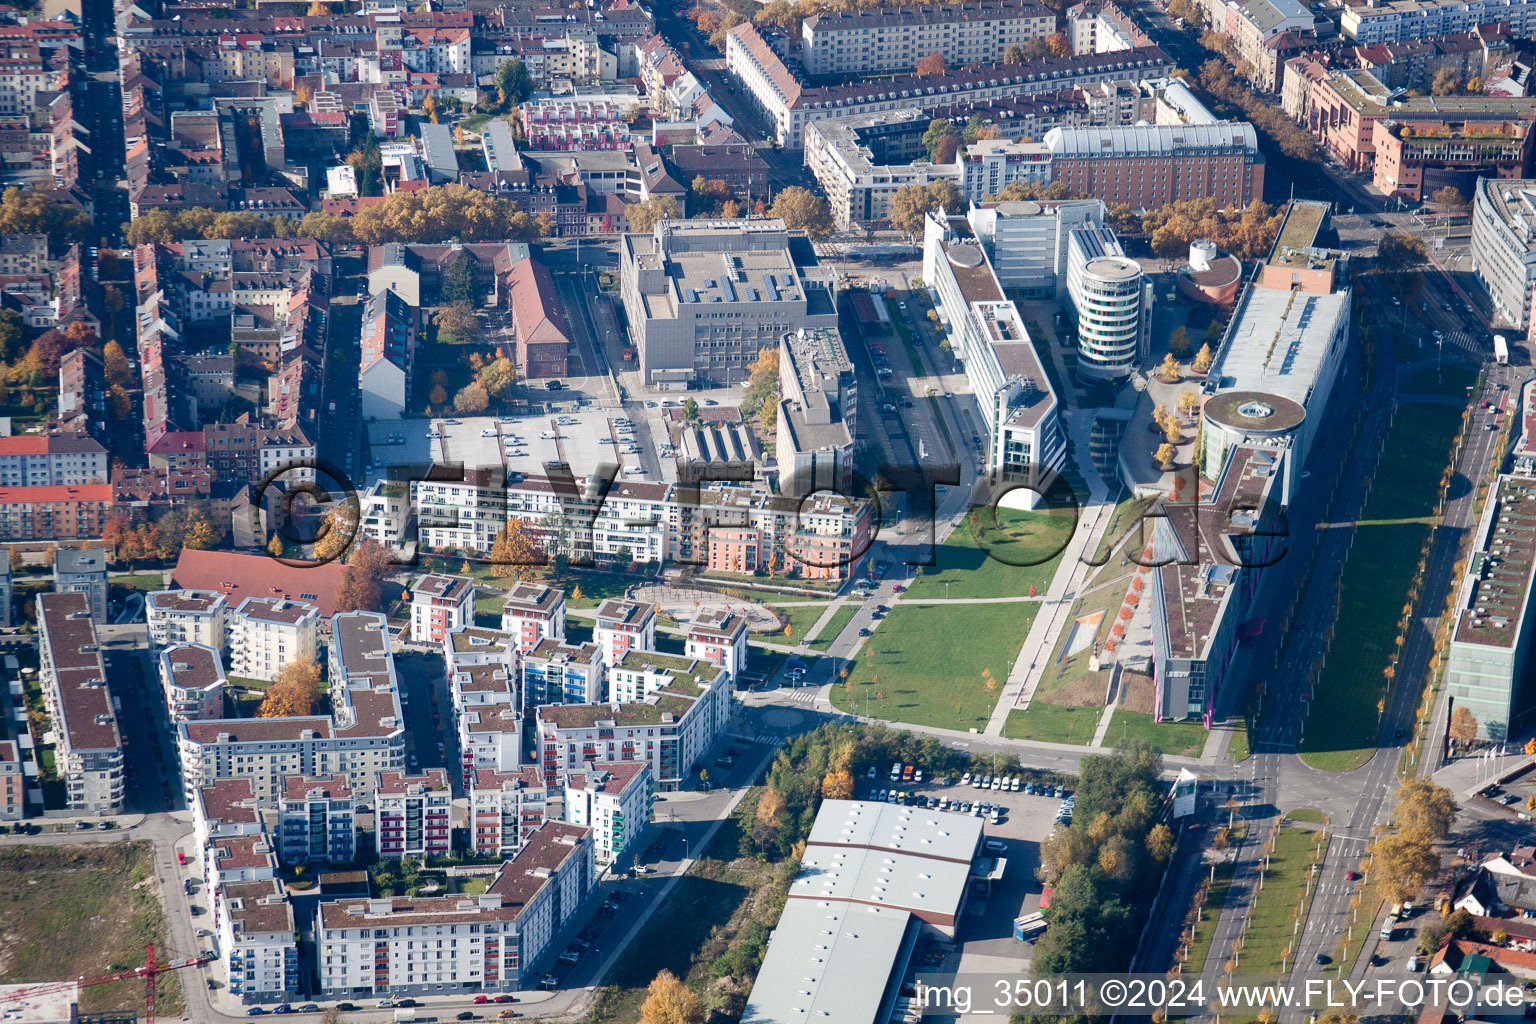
1066 227 1148 381
742 800 984 1024
1473 178 1536 330
923 214 1067 497
37 592 123 815
777 326 857 498
619 219 839 386
1444 471 1536 742
967 198 1107 297
804 108 963 231
316 822 595 999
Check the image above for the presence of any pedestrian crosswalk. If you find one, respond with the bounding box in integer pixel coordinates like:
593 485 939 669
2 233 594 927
784 688 820 705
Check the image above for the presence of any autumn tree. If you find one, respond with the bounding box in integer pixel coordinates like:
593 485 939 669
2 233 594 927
1377 232 1428 270
494 58 534 109
1155 442 1176 470
336 538 393 613
102 340 131 387
1146 823 1175 861
1448 706 1479 750
1431 185 1468 210
638 969 704 1024
313 497 360 563
769 186 834 238
921 118 959 161
1045 33 1072 56
434 301 480 345
1431 67 1463 95
489 518 547 581
625 195 681 234
741 346 780 420
1395 779 1456 841
429 384 448 407
1373 831 1440 902
267 534 284 558
1168 325 1191 357
477 357 517 398
821 769 854 800
453 382 490 414
916 51 948 76
1003 44 1024 63
1193 343 1215 375
1177 389 1201 417
888 179 964 236
1158 352 1180 382
257 656 323 717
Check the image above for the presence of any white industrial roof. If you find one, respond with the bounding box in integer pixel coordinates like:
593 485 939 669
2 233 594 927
1207 287 1349 409
806 799 984 864
739 900 912 1024
1045 122 1258 157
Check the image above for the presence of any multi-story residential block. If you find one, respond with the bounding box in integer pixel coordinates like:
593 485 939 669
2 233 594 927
799 1 1053 76
410 574 474 645
1473 178 1536 330
1195 0 1315 92
147 589 229 649
922 216 1067 498
277 774 358 866
535 656 729 788
358 288 418 422
776 327 857 499
593 599 656 666
0 484 113 541
1067 0 1155 53
228 597 320 683
0 741 24 821
160 643 227 724
459 702 524 783
966 198 1107 298
522 639 604 708
685 609 751 681
37 592 123 815
220 878 299 1005
178 612 406 802
208 832 280 890
620 218 840 386
193 778 264 853
447 626 520 689
52 546 108 622
671 484 872 581
956 138 1055 203
376 769 453 861
1041 123 1264 209
1340 0 1536 43
563 760 652 866
1066 227 1148 381
804 108 963 232
469 766 549 857
170 549 346 618
518 93 635 152
0 434 108 486
500 582 568 651
316 822 595 998
1443 469 1536 742
727 20 1173 149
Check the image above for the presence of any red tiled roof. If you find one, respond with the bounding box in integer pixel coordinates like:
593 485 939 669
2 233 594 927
506 257 572 347
171 549 346 618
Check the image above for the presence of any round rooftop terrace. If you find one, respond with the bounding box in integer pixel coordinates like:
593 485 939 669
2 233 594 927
1202 390 1307 434
948 244 985 269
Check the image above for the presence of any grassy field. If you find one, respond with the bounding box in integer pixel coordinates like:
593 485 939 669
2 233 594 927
827 603 1033 731
1183 862 1235 975
0 844 184 1017
1300 400 1463 772
109 572 167 592
808 604 858 650
1001 703 1101 745
1241 827 1326 975
757 603 830 645
905 506 1073 601
1106 710 1207 758
1286 807 1328 824
1400 364 1475 397
1228 719 1251 762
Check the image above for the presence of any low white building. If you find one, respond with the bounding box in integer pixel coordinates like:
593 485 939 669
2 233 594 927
219 878 299 1005
228 597 319 683
470 766 550 858
160 643 227 724
410 574 475 645
500 582 568 651
316 822 595 998
563 760 652 866
593 598 657 666
147 589 229 650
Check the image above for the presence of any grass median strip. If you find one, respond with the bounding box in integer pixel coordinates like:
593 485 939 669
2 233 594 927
1237 826 1327 976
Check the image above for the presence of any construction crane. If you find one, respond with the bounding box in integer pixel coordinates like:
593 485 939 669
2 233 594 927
0 944 216 1024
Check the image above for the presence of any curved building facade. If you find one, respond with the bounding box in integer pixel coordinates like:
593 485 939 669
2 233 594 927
1069 244 1145 381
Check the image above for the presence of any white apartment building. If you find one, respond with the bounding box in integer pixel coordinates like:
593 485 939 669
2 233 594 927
1340 0 1536 42
459 703 524 783
563 760 652 866
799 1 1054 76
967 198 1107 297
410 574 475 645
376 769 453 861
177 613 406 803
804 109 963 232
500 582 568 651
208 832 279 890
147 589 229 649
277 774 358 866
193 778 264 854
53 547 108 622
522 640 604 707
593 599 657 667
535 656 730 789
958 139 1053 204
685 609 750 681
1066 227 1148 381
1473 178 1536 330
316 822 595 998
160 643 227 724
470 766 549 857
922 216 1067 499
220 878 299 1005
37 592 123 815
0 434 108 487
446 625 520 685
228 597 320 683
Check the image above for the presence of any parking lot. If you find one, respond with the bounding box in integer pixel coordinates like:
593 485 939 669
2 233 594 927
857 769 1074 1023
